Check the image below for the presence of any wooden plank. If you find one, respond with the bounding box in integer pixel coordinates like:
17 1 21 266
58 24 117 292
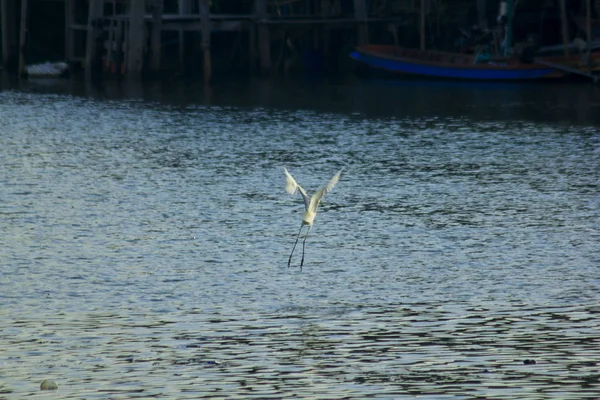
143 20 245 31
18 0 28 79
85 0 103 80
1 0 17 70
150 0 163 72
127 0 146 79
68 24 89 30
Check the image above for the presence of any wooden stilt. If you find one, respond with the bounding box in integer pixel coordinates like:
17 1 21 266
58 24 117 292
323 26 330 65
18 0 29 79
178 31 185 68
275 31 286 75
420 0 426 50
127 0 146 79
150 0 163 73
386 22 399 46
106 20 115 72
586 0 592 43
199 0 212 83
476 0 487 30
353 0 368 44
85 0 103 80
257 26 271 74
64 0 75 63
559 0 570 60
178 0 191 70
115 20 124 75
2 0 18 71
105 0 118 72
255 0 271 75
249 24 257 70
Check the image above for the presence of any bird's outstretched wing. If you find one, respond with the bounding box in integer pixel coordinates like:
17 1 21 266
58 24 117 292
308 169 343 213
284 168 310 210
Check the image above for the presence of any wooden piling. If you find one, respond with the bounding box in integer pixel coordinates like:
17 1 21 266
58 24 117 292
249 24 257 69
18 0 28 79
151 0 163 73
65 0 74 62
85 0 103 80
127 0 146 79
179 0 191 68
559 0 569 60
353 0 368 45
586 0 592 43
115 19 125 74
255 0 272 74
420 0 426 50
476 0 487 30
199 0 212 83
1 0 17 71
106 20 115 72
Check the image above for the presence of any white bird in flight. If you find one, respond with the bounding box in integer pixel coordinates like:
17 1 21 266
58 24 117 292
284 167 343 270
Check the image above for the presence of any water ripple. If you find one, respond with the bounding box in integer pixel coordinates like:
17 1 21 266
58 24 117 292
1 86 599 398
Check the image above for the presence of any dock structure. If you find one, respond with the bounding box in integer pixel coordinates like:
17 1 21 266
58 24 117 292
4 1 598 81
59 0 417 81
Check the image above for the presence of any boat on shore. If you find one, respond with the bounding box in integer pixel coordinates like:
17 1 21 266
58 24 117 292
350 44 599 81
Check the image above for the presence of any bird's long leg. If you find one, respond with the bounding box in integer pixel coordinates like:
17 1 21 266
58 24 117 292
288 223 304 268
300 225 312 271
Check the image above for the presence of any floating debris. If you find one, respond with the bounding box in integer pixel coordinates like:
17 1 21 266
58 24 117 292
40 380 58 390
25 61 69 78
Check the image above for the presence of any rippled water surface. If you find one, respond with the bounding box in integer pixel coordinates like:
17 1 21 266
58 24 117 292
1 78 600 399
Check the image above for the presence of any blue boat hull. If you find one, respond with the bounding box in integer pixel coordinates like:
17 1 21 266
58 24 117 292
350 45 562 81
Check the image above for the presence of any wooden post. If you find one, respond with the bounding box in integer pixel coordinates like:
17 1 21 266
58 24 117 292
199 0 212 83
503 0 513 56
127 0 146 79
178 0 191 69
150 0 163 73
18 0 28 79
85 0 103 80
586 0 592 43
115 19 124 75
255 0 271 75
559 0 569 60
476 0 487 30
249 23 257 69
65 0 75 62
420 0 425 50
106 19 115 72
1 0 18 71
353 0 368 45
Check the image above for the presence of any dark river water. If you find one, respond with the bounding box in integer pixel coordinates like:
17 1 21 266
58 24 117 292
1 75 600 399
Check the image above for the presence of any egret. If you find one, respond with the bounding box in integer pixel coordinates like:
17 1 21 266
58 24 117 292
284 167 343 270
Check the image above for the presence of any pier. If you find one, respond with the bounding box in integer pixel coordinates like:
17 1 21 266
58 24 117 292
2 0 599 82
1 0 416 81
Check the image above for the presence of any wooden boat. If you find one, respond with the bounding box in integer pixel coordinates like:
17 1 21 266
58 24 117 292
350 44 569 81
